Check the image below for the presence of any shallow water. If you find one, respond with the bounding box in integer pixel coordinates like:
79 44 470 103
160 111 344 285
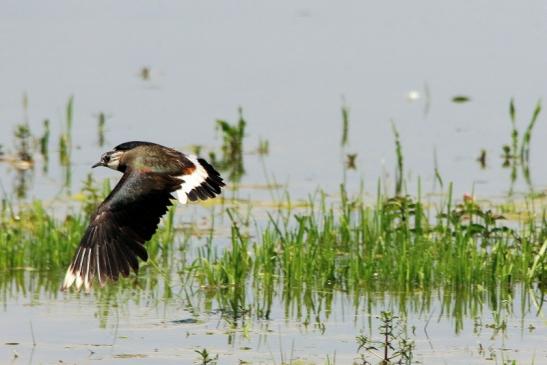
1 274 546 364
1 1 547 364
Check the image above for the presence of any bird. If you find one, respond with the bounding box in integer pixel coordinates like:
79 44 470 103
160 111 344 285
62 141 225 291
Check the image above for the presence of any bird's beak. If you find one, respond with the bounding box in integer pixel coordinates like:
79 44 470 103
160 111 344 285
92 161 103 168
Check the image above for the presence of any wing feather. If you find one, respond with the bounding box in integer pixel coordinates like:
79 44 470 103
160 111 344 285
62 170 182 291
174 155 225 204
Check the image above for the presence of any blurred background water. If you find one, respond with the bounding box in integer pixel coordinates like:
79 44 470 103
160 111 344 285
1 0 547 201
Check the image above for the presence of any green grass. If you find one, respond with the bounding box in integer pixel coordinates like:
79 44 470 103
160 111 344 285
1 182 545 301
196 193 545 290
0 178 182 302
209 107 246 182
186 184 546 329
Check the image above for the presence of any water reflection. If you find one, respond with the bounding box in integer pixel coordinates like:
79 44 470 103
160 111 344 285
14 168 33 199
1 267 543 338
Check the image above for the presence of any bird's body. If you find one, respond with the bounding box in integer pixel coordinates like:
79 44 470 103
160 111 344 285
62 141 224 291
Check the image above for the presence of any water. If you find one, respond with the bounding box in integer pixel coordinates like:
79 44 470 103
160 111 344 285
1 1 547 363
1 273 545 364
2 1 547 200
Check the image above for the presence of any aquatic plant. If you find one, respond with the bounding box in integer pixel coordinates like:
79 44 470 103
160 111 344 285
194 348 218 365
356 311 414 365
38 119 50 173
210 108 246 181
346 153 357 170
452 95 471 103
391 122 404 196
341 103 350 147
98 112 106 147
520 100 542 163
189 184 546 332
13 123 33 163
504 99 542 191
58 96 74 167
257 138 269 156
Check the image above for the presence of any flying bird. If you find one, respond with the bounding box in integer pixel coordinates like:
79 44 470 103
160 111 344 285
62 141 225 291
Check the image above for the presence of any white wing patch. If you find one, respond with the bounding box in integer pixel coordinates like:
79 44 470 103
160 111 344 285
175 155 210 204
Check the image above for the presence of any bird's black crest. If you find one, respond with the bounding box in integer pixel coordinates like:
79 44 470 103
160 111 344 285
114 141 157 151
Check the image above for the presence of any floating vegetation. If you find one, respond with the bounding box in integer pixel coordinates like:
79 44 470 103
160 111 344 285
477 148 487 169
452 95 471 103
346 153 357 170
140 66 150 81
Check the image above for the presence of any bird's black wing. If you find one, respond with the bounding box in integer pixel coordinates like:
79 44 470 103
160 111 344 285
62 170 182 291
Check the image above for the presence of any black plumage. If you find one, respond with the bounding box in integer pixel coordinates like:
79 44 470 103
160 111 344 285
62 141 225 291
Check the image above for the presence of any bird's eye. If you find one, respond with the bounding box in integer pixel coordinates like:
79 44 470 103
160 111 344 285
103 155 111 163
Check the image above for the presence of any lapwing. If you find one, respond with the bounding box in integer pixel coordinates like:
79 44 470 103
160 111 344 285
62 141 225 291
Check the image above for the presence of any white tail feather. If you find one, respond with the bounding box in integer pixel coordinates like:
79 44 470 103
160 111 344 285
62 247 93 292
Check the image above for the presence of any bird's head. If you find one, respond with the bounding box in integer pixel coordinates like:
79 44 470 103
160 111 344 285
92 150 124 171
92 141 156 171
